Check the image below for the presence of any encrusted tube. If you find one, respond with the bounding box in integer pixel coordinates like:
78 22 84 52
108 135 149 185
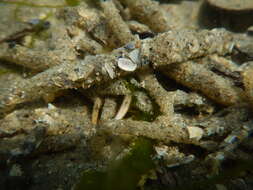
141 29 234 68
0 29 235 114
100 119 189 144
162 61 244 106
119 0 170 32
242 62 253 106
0 44 62 71
101 0 134 47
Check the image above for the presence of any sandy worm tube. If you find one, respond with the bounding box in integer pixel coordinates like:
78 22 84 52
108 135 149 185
0 29 234 114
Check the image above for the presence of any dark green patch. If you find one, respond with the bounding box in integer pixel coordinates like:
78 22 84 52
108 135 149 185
65 0 80 6
0 68 11 76
123 77 162 122
74 138 155 190
170 159 253 190
127 95 161 122
74 170 107 190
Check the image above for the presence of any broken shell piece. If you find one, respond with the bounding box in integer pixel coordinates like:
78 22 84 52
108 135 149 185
91 97 103 125
117 58 137 72
48 103 56 110
154 145 169 159
104 62 116 79
187 126 204 141
9 164 23 177
128 49 140 64
223 135 238 144
115 94 132 120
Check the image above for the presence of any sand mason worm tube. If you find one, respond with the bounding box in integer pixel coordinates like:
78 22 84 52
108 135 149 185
162 60 244 106
100 118 189 144
242 62 253 105
101 0 134 47
0 45 140 114
127 20 152 34
0 44 64 71
0 23 76 71
68 26 104 55
142 29 234 68
119 0 170 32
138 71 174 116
0 29 234 114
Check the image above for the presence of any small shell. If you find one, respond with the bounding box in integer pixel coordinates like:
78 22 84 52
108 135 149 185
128 49 140 64
187 126 204 141
117 58 137 72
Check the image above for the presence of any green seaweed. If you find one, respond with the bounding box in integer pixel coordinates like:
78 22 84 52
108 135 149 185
65 0 80 6
0 68 11 76
127 108 155 122
123 77 140 93
127 95 159 122
123 77 162 122
74 170 107 190
135 95 161 122
74 138 155 190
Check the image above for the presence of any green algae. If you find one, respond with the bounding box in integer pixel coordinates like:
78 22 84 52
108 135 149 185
74 138 155 190
65 0 80 6
0 68 11 76
74 170 107 190
128 95 160 122
123 77 162 122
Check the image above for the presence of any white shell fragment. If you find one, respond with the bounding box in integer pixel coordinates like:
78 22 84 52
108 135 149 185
154 145 169 159
9 164 23 177
128 49 140 64
91 97 103 125
115 94 132 120
187 126 204 141
117 58 137 72
104 62 116 79
47 103 56 110
224 135 238 144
